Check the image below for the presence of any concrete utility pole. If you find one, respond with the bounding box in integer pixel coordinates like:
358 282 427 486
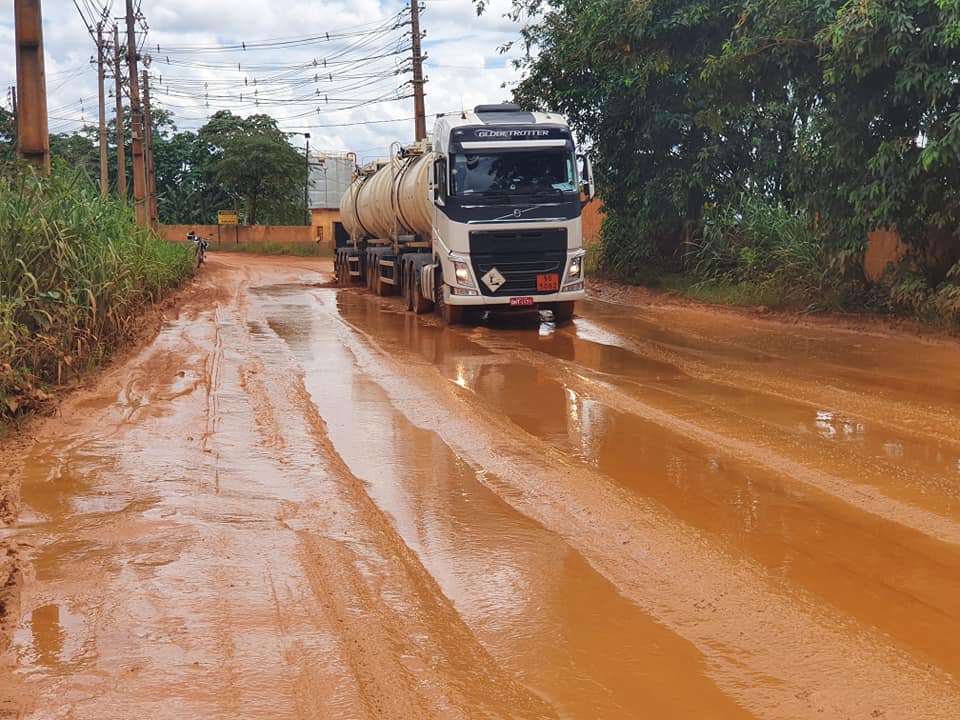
125 0 147 225
409 0 427 141
304 133 311 226
97 23 109 197
14 0 50 172
142 69 158 229
113 26 127 201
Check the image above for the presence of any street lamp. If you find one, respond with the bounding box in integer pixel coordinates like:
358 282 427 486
290 131 311 226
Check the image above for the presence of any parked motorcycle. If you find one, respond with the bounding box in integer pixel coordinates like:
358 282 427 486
186 230 209 268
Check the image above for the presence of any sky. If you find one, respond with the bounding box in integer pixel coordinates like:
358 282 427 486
1 0 530 163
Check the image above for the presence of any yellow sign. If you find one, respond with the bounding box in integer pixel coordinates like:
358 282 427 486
218 210 239 225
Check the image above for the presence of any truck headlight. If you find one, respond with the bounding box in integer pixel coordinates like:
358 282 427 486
453 260 474 286
567 257 583 279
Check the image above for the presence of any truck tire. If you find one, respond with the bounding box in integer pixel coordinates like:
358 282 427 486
552 301 575 323
376 266 392 297
367 257 377 290
404 264 415 311
435 269 464 325
413 267 434 315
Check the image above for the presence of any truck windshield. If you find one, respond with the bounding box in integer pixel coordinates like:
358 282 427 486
451 149 577 197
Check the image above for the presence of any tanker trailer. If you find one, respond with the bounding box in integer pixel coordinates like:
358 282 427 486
336 142 433 306
335 103 594 324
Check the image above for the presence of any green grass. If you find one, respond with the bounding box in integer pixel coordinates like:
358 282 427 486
657 273 791 308
1 163 194 422
209 241 333 258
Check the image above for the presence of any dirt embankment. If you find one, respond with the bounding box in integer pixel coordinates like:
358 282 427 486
587 276 960 342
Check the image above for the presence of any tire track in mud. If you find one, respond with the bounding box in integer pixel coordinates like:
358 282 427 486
231 298 558 719
319 291 960 720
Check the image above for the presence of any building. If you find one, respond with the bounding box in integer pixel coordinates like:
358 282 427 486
309 152 355 245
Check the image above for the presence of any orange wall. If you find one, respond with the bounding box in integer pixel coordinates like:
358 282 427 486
160 224 315 244
864 229 908 281
581 199 605 247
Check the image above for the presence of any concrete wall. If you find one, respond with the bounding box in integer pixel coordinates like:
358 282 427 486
310 208 341 245
161 224 315 244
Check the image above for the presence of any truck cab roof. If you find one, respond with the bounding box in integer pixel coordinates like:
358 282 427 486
433 104 573 154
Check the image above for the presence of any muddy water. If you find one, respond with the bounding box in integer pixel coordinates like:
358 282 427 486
2 254 960 719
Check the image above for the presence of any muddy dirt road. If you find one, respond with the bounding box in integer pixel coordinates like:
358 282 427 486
2 253 960 719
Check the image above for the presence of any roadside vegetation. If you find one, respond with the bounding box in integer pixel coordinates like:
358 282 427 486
0 164 194 424
488 0 960 328
211 241 333 258
9 107 310 228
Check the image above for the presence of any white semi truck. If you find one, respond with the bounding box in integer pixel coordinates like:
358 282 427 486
335 103 593 323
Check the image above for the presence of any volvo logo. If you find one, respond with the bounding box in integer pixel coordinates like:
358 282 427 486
513 209 522 218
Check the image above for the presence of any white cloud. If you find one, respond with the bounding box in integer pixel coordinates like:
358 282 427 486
0 0 533 159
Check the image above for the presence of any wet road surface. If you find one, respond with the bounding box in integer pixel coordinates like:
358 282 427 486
2 253 959 719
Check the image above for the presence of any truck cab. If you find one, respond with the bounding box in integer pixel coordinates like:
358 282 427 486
427 104 591 320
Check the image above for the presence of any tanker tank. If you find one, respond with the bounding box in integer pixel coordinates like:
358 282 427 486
339 142 433 243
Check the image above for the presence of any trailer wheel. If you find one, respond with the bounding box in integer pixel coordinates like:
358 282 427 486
376 266 392 296
552 301 575 323
367 256 377 290
404 263 415 311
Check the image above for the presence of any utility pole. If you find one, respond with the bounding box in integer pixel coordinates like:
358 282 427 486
304 133 311 226
142 69 158 229
14 0 50 172
97 23 109 198
10 87 18 138
125 0 147 225
113 25 127 202
410 0 427 141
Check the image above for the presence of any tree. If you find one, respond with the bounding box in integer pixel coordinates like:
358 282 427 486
490 0 960 279
50 129 99 178
199 111 306 225
0 108 15 165
716 0 960 255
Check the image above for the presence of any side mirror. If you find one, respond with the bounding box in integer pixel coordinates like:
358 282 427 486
577 154 595 201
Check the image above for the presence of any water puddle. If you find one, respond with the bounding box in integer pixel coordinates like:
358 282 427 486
13 602 89 670
325 289 960 678
253 286 750 719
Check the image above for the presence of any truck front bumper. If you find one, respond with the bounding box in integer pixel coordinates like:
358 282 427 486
445 284 586 306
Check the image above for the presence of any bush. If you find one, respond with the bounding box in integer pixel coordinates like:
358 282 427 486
0 165 194 421
685 194 863 310
888 262 960 331
596 210 681 283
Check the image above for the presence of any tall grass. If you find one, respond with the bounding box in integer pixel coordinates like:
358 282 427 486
0 165 194 421
685 195 864 311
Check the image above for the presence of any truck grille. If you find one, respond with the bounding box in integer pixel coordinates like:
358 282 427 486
469 229 567 297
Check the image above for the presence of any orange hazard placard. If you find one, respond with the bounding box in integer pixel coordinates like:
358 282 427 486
536 273 560 292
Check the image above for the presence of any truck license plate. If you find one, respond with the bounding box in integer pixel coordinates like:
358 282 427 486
536 273 560 292
509 296 535 307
